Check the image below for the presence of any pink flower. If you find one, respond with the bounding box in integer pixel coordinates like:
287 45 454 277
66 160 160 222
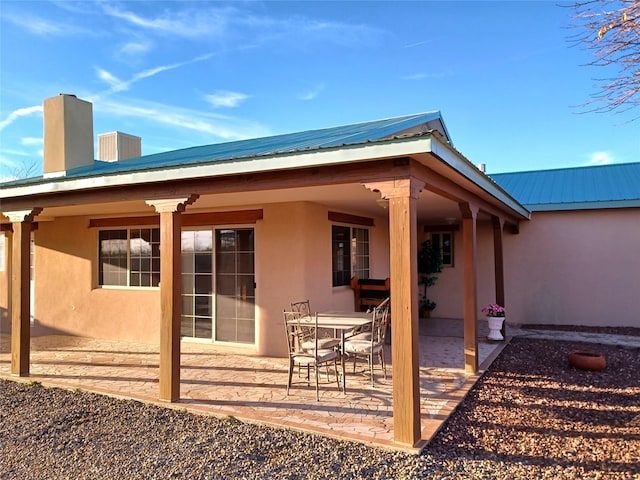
482 304 505 317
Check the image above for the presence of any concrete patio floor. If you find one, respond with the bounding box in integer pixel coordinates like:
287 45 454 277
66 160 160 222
0 319 506 452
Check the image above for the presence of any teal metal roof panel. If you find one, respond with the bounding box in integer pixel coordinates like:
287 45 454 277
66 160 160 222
1 111 448 188
490 162 640 210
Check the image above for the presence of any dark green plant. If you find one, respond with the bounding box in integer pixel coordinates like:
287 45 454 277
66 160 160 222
417 240 443 311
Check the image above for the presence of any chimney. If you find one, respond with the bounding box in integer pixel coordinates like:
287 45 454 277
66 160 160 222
478 163 486 173
98 132 142 162
43 94 94 178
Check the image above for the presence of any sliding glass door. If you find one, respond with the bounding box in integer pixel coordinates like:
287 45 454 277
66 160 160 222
181 228 255 344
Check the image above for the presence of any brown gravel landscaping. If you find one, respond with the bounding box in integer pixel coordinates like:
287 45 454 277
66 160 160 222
0 337 638 479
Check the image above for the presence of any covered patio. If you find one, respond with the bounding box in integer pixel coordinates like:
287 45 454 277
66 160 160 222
1 98 530 450
0 318 505 451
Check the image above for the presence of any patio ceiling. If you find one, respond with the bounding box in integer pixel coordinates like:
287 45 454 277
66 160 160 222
29 182 471 224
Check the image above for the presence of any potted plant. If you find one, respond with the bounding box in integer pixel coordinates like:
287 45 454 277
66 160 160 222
482 303 506 341
417 240 442 318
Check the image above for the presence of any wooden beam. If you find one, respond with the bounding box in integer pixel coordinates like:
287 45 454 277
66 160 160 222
0 224 12 233
1 159 408 212
328 211 374 227
6 209 41 376
410 161 523 228
146 195 198 402
492 216 506 339
88 209 264 229
10 221 31 376
158 209 182 401
460 202 479 374
183 209 263 227
371 177 423 447
89 216 159 228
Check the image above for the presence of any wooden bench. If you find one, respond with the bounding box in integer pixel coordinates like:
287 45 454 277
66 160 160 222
350 276 390 312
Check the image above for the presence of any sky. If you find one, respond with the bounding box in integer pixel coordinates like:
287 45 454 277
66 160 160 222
0 0 638 182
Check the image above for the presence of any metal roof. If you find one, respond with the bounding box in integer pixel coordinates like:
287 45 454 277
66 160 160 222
1 111 449 187
490 162 640 211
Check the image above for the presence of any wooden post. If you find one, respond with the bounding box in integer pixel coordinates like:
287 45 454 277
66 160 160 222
5 209 41 377
460 202 479 374
492 216 506 339
146 196 198 402
364 178 424 447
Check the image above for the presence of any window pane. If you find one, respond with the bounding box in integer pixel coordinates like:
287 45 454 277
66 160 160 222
352 228 370 280
195 317 213 339
217 229 236 252
99 230 127 286
195 253 212 274
195 274 212 295
332 225 351 286
182 231 195 253
216 252 235 273
237 253 254 274
130 228 159 287
194 231 213 252
181 317 194 337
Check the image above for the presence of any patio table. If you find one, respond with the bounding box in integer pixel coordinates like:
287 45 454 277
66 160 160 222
292 312 372 394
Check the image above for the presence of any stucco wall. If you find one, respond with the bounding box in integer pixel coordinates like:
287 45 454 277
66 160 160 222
257 201 389 356
503 208 640 327
426 208 640 328
32 217 160 342
1 201 390 356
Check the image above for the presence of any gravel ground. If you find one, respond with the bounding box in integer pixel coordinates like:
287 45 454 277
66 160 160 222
521 324 640 337
0 338 638 480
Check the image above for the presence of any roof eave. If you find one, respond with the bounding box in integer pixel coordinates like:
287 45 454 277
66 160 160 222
0 136 437 199
429 135 531 220
525 200 640 212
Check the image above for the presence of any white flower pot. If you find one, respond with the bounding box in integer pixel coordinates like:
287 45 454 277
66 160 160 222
486 316 505 341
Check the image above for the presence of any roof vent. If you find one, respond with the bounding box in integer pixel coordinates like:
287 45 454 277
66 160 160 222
98 132 142 162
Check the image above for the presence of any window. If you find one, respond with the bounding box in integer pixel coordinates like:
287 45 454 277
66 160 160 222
332 225 369 286
431 232 454 267
99 228 160 287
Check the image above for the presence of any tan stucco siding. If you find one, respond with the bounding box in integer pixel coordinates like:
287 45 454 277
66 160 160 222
420 208 640 328
503 208 640 327
257 202 389 356
2 201 389 356
32 217 160 342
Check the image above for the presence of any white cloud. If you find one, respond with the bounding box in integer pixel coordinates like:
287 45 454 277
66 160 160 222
96 98 270 140
3 13 92 36
205 91 249 108
298 84 325 101
21 137 43 146
96 68 127 92
401 71 450 80
586 151 614 166
95 53 214 95
101 4 230 38
0 105 43 131
120 41 152 56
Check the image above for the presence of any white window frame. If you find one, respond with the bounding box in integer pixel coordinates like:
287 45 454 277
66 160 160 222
98 227 160 288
